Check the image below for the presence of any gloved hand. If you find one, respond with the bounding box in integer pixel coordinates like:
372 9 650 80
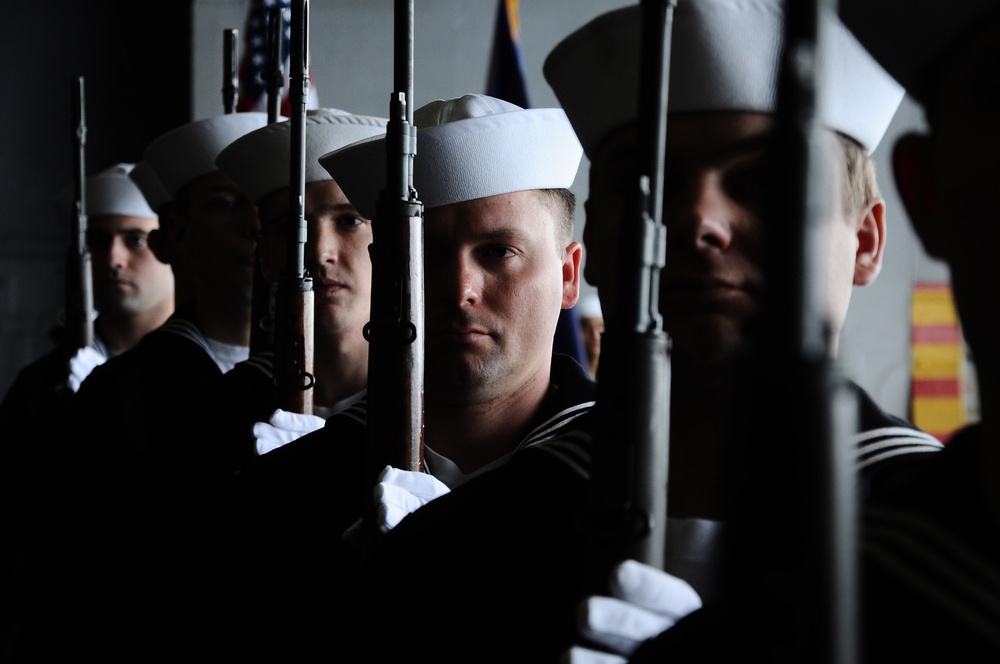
562 646 630 664
67 345 106 393
340 465 451 548
374 464 450 534
253 408 326 456
564 559 702 663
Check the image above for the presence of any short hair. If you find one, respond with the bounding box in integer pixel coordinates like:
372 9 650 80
835 131 881 219
535 188 577 249
587 127 879 228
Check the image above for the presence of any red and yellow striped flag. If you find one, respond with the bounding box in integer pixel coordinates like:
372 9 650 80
910 282 970 442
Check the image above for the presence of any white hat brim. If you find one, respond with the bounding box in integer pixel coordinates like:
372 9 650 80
544 0 904 156
319 95 583 220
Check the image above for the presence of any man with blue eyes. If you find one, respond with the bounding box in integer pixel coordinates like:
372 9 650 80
209 108 388 472
217 93 598 659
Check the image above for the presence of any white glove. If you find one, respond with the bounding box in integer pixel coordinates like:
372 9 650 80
569 559 702 661
562 645 628 664
67 345 106 393
340 465 451 548
374 465 450 534
253 408 326 455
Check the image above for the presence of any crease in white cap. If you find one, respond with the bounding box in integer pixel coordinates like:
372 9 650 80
318 94 583 220
215 108 389 205
544 0 905 156
57 162 158 222
143 112 271 198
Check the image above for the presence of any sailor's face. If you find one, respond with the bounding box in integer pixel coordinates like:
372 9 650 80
260 180 374 338
182 171 259 308
422 190 579 405
587 112 771 364
88 214 175 317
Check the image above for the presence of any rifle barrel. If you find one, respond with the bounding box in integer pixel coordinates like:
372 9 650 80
266 5 284 124
727 1 858 662
365 0 425 479
223 28 239 113
248 10 286 355
66 75 95 351
584 0 675 577
272 0 315 415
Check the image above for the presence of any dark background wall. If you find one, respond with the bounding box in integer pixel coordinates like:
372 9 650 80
0 1 191 397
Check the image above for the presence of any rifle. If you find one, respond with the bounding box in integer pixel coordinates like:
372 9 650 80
582 0 675 579
364 0 425 477
271 0 315 415
246 6 285 357
64 75 95 352
726 1 858 662
223 28 239 113
265 5 284 124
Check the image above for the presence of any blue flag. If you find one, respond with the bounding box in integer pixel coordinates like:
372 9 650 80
486 0 588 369
486 0 531 108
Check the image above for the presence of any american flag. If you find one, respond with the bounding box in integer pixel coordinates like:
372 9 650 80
236 0 319 116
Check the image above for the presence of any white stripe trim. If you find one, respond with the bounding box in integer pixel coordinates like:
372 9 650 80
517 400 596 452
856 446 942 472
853 426 942 446
863 506 1000 645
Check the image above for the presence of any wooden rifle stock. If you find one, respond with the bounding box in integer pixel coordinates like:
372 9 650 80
727 1 858 662
365 0 425 476
65 75 95 352
583 0 675 577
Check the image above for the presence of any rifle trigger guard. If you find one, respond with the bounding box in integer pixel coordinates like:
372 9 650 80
301 371 316 390
273 370 315 393
402 321 417 343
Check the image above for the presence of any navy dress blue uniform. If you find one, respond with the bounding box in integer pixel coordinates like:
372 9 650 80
229 92 591 660
859 424 1000 663
349 382 940 664
0 331 80 653
623 420 978 664
10 305 245 662
219 353 597 659
198 350 287 476
1 331 79 526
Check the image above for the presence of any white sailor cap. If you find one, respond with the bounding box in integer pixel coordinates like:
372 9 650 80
318 94 583 220
215 108 389 205
128 161 172 214
56 162 158 222
143 112 271 198
86 163 158 218
840 0 1000 104
544 0 905 157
